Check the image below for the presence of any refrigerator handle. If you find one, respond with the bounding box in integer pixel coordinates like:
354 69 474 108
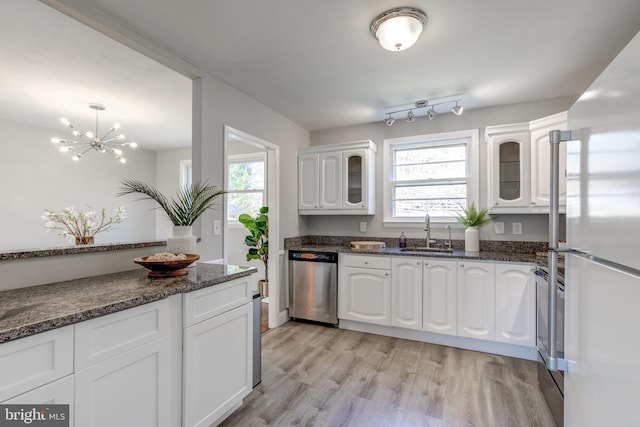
548 129 575 372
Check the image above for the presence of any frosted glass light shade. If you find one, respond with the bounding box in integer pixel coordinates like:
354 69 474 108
376 16 423 51
371 7 428 52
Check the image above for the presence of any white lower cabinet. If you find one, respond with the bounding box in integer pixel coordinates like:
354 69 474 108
339 263 391 325
495 263 536 346
74 299 173 427
391 258 423 330
423 259 458 336
183 277 253 427
457 261 496 341
75 337 170 427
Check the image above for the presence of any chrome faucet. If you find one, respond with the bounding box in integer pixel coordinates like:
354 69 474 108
424 214 437 248
444 225 452 249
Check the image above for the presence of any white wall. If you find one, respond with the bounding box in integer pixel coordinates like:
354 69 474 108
307 97 575 242
193 75 309 262
0 116 157 250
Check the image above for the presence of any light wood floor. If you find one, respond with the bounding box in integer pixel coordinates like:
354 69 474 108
222 321 556 427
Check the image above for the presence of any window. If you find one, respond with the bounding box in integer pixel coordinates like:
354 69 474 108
180 160 192 189
227 153 266 222
383 129 479 224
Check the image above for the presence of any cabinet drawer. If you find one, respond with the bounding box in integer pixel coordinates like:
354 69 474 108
341 254 390 270
183 276 252 328
75 299 170 371
0 326 73 402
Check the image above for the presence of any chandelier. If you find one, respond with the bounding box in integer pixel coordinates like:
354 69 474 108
370 7 428 52
51 103 138 163
384 99 464 126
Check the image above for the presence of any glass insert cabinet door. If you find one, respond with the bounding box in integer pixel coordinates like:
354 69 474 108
344 150 366 207
499 141 521 201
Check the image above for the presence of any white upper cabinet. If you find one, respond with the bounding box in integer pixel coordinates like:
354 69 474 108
298 141 376 215
486 123 531 210
530 111 568 209
486 112 567 214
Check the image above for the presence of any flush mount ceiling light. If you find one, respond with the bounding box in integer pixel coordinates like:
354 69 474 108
51 103 138 164
370 7 428 52
383 99 463 126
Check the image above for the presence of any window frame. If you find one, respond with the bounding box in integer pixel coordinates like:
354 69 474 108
382 129 480 227
226 152 267 226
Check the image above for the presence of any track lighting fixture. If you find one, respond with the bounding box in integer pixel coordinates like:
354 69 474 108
383 98 463 126
451 101 464 116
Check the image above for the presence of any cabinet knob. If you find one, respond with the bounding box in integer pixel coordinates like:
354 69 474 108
424 262 429 266
364 261 368 265
531 202 536 205
385 273 389 277
417 262 422 266
494 202 498 206
460 263 464 268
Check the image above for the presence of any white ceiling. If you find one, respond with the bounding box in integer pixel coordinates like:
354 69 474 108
3 0 640 149
0 0 192 151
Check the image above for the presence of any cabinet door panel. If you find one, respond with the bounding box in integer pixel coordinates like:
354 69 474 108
457 262 495 340
342 149 367 209
423 260 457 335
495 264 536 346
339 267 390 325
183 303 252 427
530 112 568 207
75 338 170 427
319 152 342 209
298 153 319 209
391 259 422 330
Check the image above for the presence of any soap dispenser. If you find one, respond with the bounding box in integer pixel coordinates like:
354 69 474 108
399 232 407 248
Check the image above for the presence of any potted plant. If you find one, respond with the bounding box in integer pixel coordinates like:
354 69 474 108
118 179 225 254
238 206 269 297
42 205 126 245
455 202 493 252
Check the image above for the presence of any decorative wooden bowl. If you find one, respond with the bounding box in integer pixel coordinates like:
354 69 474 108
134 254 200 278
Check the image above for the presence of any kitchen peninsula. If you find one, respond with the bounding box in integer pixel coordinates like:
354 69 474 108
0 261 257 427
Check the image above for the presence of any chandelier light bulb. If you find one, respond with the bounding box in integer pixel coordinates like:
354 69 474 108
59 146 71 153
85 131 94 139
128 142 138 148
119 158 127 164
60 118 70 126
117 134 125 140
113 123 121 130
51 137 61 144
113 149 123 156
72 153 82 161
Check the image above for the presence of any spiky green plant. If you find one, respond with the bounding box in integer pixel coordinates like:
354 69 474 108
455 202 493 228
118 179 225 226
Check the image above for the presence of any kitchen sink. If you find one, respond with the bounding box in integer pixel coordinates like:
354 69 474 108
400 247 454 253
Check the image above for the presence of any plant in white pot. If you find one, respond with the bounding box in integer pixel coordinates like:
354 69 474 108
118 179 225 254
455 202 493 253
238 206 268 297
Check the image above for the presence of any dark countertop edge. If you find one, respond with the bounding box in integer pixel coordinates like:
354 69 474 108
0 241 167 261
287 245 540 264
0 265 257 344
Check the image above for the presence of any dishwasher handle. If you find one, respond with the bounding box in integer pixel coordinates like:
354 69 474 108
289 251 338 263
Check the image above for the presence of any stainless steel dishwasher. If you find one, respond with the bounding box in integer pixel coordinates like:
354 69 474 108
289 250 338 325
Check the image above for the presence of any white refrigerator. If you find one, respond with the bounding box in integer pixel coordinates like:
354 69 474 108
550 29 640 426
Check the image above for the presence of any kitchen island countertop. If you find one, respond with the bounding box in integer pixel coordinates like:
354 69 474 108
0 262 257 344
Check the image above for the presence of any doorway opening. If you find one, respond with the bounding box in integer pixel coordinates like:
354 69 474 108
224 126 284 331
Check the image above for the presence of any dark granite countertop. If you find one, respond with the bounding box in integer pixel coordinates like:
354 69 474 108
0 240 166 261
287 244 543 264
0 262 257 344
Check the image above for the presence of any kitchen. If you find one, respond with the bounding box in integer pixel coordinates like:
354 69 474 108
1 1 640 426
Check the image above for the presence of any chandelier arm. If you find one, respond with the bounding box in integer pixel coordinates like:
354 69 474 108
98 127 117 143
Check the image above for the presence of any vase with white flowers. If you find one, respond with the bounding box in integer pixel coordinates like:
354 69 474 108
43 205 126 245
118 179 225 254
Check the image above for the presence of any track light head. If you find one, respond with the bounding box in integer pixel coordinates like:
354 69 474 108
406 110 416 122
427 108 437 120
385 116 396 126
451 102 464 116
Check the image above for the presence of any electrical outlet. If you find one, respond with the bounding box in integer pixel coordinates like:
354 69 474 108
512 222 523 235
494 222 505 235
213 220 221 235
360 222 367 233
